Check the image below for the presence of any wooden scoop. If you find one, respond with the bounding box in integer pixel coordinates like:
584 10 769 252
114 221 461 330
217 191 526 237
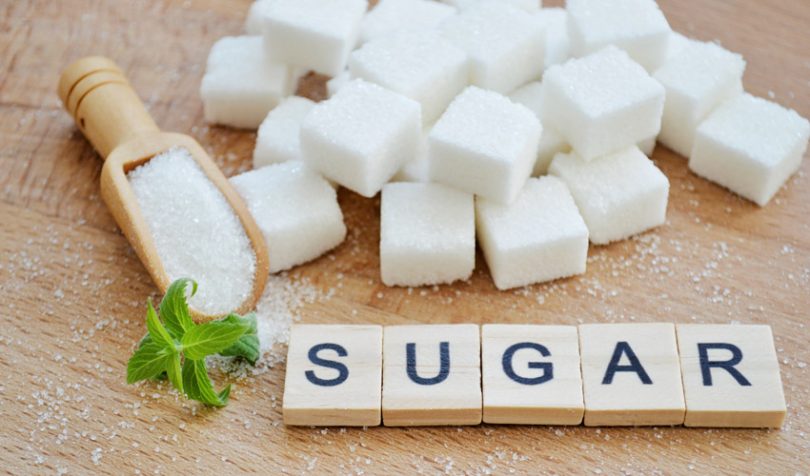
58 56 269 322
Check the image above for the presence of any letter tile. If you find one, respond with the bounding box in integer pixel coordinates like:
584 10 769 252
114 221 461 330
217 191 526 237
283 325 383 426
676 324 786 428
580 323 685 426
482 325 584 425
382 325 481 426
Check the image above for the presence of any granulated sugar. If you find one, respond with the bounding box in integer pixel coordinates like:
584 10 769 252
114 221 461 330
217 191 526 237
254 275 329 356
128 147 256 316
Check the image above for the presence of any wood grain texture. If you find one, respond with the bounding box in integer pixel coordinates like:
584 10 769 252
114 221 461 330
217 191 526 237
1 0 809 474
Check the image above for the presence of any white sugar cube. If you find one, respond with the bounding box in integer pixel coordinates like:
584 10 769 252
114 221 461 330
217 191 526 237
549 146 670 245
654 40 745 157
542 46 665 161
568 0 672 72
690 94 810 206
442 0 540 11
245 0 274 35
429 86 541 204
326 71 353 98
261 0 368 76
350 32 469 125
230 161 346 273
360 0 455 44
381 183 475 286
508 82 570 176
200 36 289 129
287 67 308 97
638 136 657 156
301 79 421 197
253 96 315 168
392 129 431 183
665 31 691 62
476 176 589 290
440 2 544 94
533 8 570 69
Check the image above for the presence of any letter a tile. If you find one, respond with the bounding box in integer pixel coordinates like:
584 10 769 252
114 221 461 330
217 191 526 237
676 324 786 428
580 323 685 426
283 325 383 426
482 325 583 425
382 325 481 426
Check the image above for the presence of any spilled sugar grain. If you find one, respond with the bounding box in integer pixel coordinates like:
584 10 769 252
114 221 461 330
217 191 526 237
209 274 332 377
128 147 256 316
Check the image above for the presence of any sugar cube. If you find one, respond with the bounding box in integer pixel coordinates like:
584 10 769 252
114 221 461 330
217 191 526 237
261 0 368 76
440 2 544 94
393 156 430 183
200 36 289 129
542 46 665 161
508 82 570 176
654 40 745 157
638 136 656 156
549 146 669 245
350 32 469 125
665 31 691 62
477 177 588 290
359 0 456 44
430 86 541 204
689 94 810 206
230 161 346 273
253 96 315 168
287 66 308 97
326 70 353 98
441 0 540 11
301 79 422 197
391 129 431 183
533 8 570 69
568 0 672 72
380 183 475 287
244 0 274 35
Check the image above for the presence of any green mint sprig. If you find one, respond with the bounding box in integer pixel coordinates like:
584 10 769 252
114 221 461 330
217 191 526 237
126 278 260 407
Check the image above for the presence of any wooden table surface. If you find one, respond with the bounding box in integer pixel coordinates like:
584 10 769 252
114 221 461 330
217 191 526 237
2 0 809 474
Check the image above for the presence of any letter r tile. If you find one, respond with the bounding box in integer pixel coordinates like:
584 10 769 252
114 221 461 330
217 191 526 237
482 325 583 425
382 325 481 426
676 324 786 428
580 323 685 426
283 325 383 426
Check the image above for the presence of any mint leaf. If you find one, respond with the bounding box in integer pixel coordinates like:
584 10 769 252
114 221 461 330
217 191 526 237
182 359 230 407
126 279 261 408
218 313 260 364
181 321 249 361
127 341 172 384
166 353 184 394
159 278 197 339
146 300 175 349
217 384 231 403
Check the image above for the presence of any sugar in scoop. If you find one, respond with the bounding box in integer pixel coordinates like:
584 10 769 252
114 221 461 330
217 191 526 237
128 148 256 316
58 57 269 320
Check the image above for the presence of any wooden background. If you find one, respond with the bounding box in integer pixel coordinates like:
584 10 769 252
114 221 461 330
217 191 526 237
1 0 809 474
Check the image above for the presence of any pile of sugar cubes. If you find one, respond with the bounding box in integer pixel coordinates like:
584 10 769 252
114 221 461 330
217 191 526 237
200 0 809 289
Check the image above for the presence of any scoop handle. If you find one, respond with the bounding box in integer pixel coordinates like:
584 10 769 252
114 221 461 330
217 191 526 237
58 57 160 159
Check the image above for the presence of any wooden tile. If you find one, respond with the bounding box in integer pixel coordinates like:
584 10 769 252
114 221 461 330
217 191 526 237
382 325 481 426
482 325 583 425
580 323 685 426
283 325 382 426
677 324 786 428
